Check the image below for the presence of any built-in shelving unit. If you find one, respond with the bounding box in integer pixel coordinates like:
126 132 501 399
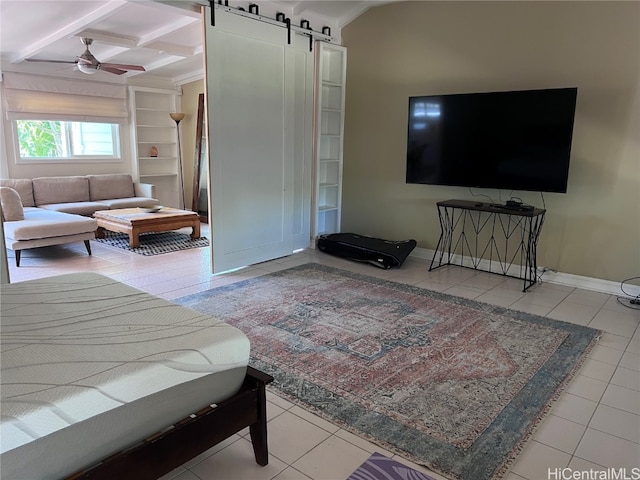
129 87 181 208
313 43 346 238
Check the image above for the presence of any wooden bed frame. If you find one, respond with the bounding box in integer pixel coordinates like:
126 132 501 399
66 367 273 480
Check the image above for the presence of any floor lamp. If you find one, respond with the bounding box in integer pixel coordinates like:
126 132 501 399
170 112 186 209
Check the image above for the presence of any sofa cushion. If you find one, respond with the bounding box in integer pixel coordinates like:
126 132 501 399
38 202 110 216
0 179 35 207
87 174 135 201
32 176 90 206
0 187 25 221
3 208 97 241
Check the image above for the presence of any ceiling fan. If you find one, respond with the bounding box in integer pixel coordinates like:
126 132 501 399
25 37 146 75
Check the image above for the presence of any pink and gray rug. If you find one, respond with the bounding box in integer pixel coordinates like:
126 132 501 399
177 263 600 479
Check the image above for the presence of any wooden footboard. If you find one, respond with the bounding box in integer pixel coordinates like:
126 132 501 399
66 367 273 480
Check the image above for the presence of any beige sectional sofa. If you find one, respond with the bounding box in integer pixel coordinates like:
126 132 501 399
0 174 159 266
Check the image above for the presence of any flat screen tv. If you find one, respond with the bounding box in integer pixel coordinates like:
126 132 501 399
406 87 578 193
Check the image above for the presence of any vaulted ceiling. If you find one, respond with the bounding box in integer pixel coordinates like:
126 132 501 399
0 0 393 85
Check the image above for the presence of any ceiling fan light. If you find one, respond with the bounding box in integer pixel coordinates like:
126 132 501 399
78 63 97 74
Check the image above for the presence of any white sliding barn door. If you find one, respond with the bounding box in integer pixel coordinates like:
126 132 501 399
204 8 311 273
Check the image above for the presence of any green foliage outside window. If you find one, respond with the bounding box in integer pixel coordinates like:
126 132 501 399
16 120 119 160
16 120 63 158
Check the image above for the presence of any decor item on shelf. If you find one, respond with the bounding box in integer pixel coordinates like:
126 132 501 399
150 145 158 157
170 112 186 208
177 263 600 480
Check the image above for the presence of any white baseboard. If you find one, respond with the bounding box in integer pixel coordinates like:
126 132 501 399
410 247 638 297
538 270 639 297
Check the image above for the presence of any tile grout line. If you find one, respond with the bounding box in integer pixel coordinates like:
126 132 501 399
564 326 640 472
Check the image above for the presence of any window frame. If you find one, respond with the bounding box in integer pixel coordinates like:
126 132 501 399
13 119 123 164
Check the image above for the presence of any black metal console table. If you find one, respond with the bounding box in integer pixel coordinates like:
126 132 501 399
429 199 546 291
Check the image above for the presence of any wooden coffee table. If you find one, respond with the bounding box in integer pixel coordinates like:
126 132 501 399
94 207 201 248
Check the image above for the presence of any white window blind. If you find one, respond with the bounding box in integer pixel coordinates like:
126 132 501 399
3 73 127 124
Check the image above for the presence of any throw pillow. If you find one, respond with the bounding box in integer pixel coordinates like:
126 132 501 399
0 187 25 221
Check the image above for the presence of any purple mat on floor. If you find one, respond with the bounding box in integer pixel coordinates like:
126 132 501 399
348 452 436 480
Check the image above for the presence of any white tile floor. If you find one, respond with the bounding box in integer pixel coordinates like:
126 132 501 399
6 224 640 480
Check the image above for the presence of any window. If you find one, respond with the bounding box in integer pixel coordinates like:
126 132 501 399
16 120 121 161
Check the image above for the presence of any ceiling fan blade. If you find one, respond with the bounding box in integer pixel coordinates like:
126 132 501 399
25 38 145 76
100 66 127 75
25 59 77 64
101 63 146 72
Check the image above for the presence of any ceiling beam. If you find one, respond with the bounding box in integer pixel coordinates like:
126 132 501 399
141 0 203 18
75 30 138 49
136 55 185 74
145 41 198 58
137 16 201 47
10 0 129 63
91 46 130 64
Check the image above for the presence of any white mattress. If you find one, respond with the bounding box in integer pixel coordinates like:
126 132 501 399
0 273 250 480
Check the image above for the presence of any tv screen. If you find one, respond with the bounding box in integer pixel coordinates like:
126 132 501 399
406 87 578 193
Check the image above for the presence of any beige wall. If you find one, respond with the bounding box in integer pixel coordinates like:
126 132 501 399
341 1 639 282
180 79 205 210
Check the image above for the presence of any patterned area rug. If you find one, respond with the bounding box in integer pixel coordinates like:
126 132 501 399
95 231 209 255
177 263 600 480
348 453 436 480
